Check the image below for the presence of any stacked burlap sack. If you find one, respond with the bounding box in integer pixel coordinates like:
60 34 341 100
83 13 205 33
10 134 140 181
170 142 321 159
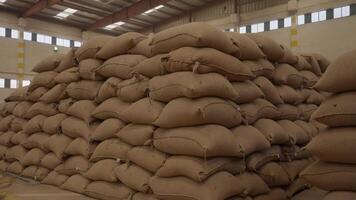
0 22 330 200
299 49 356 200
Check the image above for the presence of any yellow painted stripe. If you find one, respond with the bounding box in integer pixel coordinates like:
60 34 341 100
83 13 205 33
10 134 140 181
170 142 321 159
17 63 24 68
291 15 297 24
290 28 298 35
17 52 24 58
17 43 25 48
291 40 299 47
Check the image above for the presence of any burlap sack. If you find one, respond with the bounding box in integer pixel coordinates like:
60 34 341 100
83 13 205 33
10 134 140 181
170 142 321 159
299 89 323 105
66 80 102 100
60 174 90 193
285 178 310 198
42 171 69 186
67 100 96 123
26 87 48 102
235 172 270 197
232 80 264 104
243 59 274 79
5 145 27 162
128 37 153 57
54 67 80 83
277 85 303 105
6 161 23 174
132 193 159 200
90 138 132 162
22 132 49 150
65 138 96 158
278 45 298 65
295 54 313 71
3 102 18 115
246 146 282 171
294 120 318 138
277 104 301 121
55 48 77 72
231 125 270 156
0 116 15 132
20 148 46 166
10 117 27 132
32 54 64 72
84 159 118 182
300 70 318 88
78 58 104 80
45 134 72 158
0 160 9 171
280 145 311 162
116 124 155 146
246 34 285 61
115 163 152 192
240 99 279 124
154 97 242 128
58 98 76 114
322 191 356 200
0 131 14 146
13 101 33 118
150 72 238 102
96 32 147 59
39 83 67 103
40 152 62 170
254 77 284 105
92 118 126 141
36 167 51 181
297 104 318 121
306 127 356 164
121 98 165 125
56 155 91 175
149 171 245 200
150 22 236 55
74 36 113 62
258 162 290 187
254 188 287 200
227 32 265 60
28 71 58 91
273 64 303 89
23 114 46 134
153 125 243 157
25 102 58 118
116 76 149 102
5 86 28 102
96 55 147 79
156 156 245 182
10 131 28 145
133 54 167 78
162 47 253 81
278 120 310 145
91 97 131 120
96 77 122 103
127 146 167 173
42 113 67 134
300 160 356 191
21 165 37 178
61 117 97 140
280 159 311 182
0 145 7 159
84 181 134 200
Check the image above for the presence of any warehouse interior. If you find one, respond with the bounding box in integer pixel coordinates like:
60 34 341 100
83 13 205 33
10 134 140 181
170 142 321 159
0 0 356 199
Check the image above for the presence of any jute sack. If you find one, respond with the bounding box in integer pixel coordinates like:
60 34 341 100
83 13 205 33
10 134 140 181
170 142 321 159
67 100 96 123
278 120 310 145
235 172 270 197
42 113 68 134
10 131 28 145
294 120 318 138
258 162 290 187
92 118 126 141
12 101 33 118
38 83 67 103
36 167 51 180
232 81 264 104
66 80 102 100
150 22 236 55
74 36 113 62
96 54 147 79
84 159 118 182
60 174 90 193
54 67 80 84
133 54 167 78
116 124 155 146
5 86 28 102
305 89 324 105
115 163 152 192
3 102 18 114
149 171 245 200
45 134 72 158
294 54 313 71
277 104 301 121
322 191 356 200
0 131 14 146
20 148 46 166
149 72 238 102
10 117 27 132
285 178 310 198
28 71 58 91
58 98 76 114
306 127 356 164
91 97 131 120
300 70 318 88
6 161 23 175
312 92 356 127
116 76 149 102
132 193 159 200
246 146 282 171
126 146 167 173
227 32 265 60
273 64 304 89
246 34 285 62
297 104 318 121
96 32 147 59
32 54 64 73
25 102 58 119
56 155 91 175
40 152 62 170
231 125 270 156
0 145 7 159
121 98 165 125
90 138 132 162
300 160 356 191
253 77 284 105
128 37 153 57
96 77 122 103
162 47 253 81
153 125 244 157
156 156 245 182
85 181 134 200
65 137 96 158
314 49 356 93
5 145 27 162
0 116 15 132
242 59 275 79
21 132 49 150
154 97 242 128
42 171 69 186
280 145 312 162
276 85 303 105
55 48 77 73
240 99 280 124
78 58 104 80
308 53 330 73
278 45 298 65
26 87 48 102
21 166 37 178
254 188 287 200
61 117 97 141
0 160 9 171
280 159 311 182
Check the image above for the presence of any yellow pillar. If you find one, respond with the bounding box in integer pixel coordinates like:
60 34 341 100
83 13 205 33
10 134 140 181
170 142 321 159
17 29 25 88
290 15 298 50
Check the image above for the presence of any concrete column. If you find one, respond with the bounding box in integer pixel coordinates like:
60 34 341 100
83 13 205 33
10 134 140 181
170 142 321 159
17 18 26 88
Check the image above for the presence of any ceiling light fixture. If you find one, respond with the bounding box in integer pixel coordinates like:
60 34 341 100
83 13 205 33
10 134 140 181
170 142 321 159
55 8 78 19
104 21 125 30
144 5 164 14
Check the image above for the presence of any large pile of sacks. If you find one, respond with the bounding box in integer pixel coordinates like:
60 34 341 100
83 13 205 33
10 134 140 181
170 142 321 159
0 22 329 200
300 49 356 200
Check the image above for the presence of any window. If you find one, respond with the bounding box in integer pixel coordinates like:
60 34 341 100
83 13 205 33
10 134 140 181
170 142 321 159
63 39 70 47
342 5 350 17
312 12 319 22
251 24 258 33
56 38 64 46
10 79 17 88
334 7 342 18
37 34 45 43
22 80 30 86
298 15 305 25
270 20 278 30
257 23 264 32
0 27 5 37
319 10 326 21
11 29 18 39
44 35 51 44
24 31 32 40
284 17 292 27
239 26 246 34
0 79 4 88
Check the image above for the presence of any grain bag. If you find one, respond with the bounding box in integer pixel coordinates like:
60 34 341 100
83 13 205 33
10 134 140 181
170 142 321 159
20 148 46 166
39 83 67 103
96 77 122 103
56 155 91 175
32 54 64 72
67 100 96 123
273 64 303 89
227 32 265 60
246 34 284 62
116 76 149 102
243 59 275 79
115 163 152 192
91 97 131 120
26 87 48 102
54 67 80 83
254 77 284 105
84 159 118 182
65 138 96 158
277 104 301 121
66 80 102 100
258 162 290 187
92 118 126 141
78 58 104 80
90 138 131 162
25 102 58 118
85 181 134 200
60 174 90 193
232 80 264 104
61 117 96 140
127 146 167 173
45 134 72 158
21 132 49 150
240 99 279 124
28 71 58 91
55 48 76 72
40 152 62 170
74 36 112 62
121 98 165 124
117 124 154 146
42 171 68 186
42 113 67 134
133 54 167 78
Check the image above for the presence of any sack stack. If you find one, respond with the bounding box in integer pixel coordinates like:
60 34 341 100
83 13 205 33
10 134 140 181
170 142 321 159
300 49 356 200
0 22 330 200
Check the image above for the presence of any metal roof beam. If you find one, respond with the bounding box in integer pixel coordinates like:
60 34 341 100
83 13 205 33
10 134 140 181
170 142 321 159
22 0 63 17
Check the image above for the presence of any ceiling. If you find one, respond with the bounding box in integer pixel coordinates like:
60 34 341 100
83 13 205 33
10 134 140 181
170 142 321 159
0 0 215 35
